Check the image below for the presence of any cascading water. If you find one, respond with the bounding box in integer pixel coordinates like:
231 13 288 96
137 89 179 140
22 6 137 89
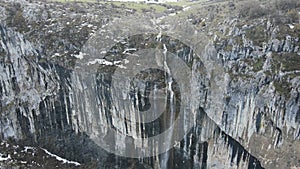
159 43 175 169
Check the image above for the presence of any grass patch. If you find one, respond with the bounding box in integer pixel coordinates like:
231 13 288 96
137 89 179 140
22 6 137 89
233 35 243 45
276 24 300 40
270 53 281 73
252 57 266 72
226 62 255 81
50 0 168 12
6 5 29 33
273 79 291 98
165 0 201 7
51 0 97 2
272 52 300 72
245 25 268 47
240 56 266 72
289 72 300 79
111 1 167 12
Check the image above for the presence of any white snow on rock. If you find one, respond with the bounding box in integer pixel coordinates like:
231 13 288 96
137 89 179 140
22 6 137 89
23 146 35 152
113 60 122 64
41 148 80 166
116 64 127 69
183 6 191 11
122 48 137 54
87 58 128 69
288 24 295 29
87 59 114 66
73 52 85 59
51 53 60 58
0 154 11 161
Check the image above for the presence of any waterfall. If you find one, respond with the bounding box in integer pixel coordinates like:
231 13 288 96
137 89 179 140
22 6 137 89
159 43 176 169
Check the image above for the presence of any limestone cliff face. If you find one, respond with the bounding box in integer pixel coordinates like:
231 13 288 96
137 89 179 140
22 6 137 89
0 0 299 169
206 18 300 169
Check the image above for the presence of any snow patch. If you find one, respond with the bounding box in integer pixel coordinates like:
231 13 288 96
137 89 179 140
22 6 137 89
24 146 35 152
51 53 60 58
0 154 11 161
288 24 295 29
41 148 80 166
73 52 85 59
122 48 136 54
114 60 122 64
183 6 191 11
87 59 113 66
87 59 128 69
116 65 127 69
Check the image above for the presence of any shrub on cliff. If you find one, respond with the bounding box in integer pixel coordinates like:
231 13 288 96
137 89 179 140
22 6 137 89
238 2 267 19
275 0 300 11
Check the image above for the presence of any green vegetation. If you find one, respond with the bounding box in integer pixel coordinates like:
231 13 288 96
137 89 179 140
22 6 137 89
245 25 268 47
270 54 281 73
240 57 266 72
51 0 168 12
6 6 29 33
233 36 243 45
1 102 15 112
237 0 300 19
289 72 300 79
226 62 255 81
252 57 266 72
272 52 300 72
276 24 300 40
52 0 97 2
274 79 291 98
110 1 167 12
238 1 268 19
165 0 200 7
286 9 299 23
269 52 299 98
275 0 300 11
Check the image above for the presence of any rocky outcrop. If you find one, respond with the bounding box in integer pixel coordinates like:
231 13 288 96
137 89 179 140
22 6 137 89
0 0 299 169
204 17 300 168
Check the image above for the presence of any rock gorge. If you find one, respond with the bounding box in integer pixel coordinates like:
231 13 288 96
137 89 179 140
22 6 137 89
0 0 299 168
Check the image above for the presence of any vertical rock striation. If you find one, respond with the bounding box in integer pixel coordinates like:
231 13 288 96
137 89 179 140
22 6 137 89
0 1 299 169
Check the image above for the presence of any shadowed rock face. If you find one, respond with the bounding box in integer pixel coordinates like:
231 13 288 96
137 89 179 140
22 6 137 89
0 0 299 169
